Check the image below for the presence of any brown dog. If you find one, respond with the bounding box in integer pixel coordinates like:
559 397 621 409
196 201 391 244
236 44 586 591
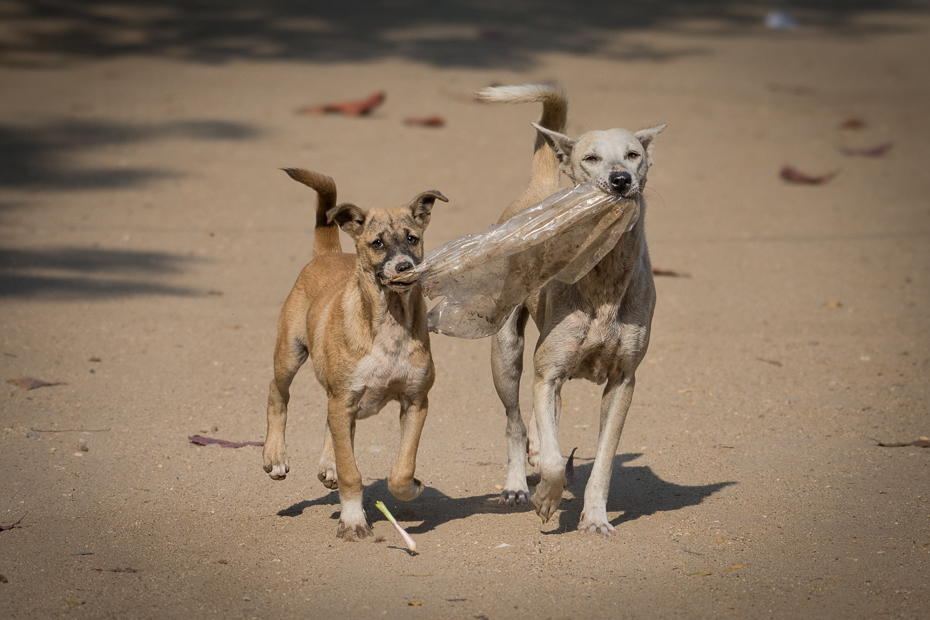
262 168 447 540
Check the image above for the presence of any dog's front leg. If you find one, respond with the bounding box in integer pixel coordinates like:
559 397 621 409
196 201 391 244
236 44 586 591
388 397 428 502
530 373 566 522
492 305 532 505
578 372 635 536
328 397 371 540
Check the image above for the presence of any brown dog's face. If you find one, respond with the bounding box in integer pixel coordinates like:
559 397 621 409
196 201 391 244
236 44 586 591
328 191 447 292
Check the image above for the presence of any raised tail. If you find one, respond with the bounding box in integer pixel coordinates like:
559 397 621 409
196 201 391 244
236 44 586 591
282 168 341 257
476 84 567 189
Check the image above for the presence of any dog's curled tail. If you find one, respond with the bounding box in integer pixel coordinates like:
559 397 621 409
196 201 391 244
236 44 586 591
476 83 567 187
282 168 341 257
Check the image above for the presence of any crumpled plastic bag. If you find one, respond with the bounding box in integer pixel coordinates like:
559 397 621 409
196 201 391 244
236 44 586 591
395 184 640 338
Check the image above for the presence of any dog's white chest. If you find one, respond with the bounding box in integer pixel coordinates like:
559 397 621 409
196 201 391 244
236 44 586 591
561 309 626 384
352 318 425 418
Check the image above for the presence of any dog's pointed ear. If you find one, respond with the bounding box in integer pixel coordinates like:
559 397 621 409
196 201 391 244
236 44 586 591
408 190 448 227
635 124 667 165
327 203 367 238
531 122 575 164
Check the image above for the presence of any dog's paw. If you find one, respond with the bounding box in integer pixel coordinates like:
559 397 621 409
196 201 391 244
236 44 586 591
531 477 564 523
388 477 425 502
337 520 372 541
499 488 530 506
263 442 289 480
318 459 338 489
499 464 531 506
262 457 289 480
578 509 617 536
266 464 289 480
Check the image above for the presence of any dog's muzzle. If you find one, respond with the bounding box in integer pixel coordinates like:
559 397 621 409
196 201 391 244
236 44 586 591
381 258 419 289
608 171 634 196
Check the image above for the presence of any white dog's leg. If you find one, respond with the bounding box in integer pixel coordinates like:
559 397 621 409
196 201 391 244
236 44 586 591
530 373 566 522
578 373 635 535
492 305 532 505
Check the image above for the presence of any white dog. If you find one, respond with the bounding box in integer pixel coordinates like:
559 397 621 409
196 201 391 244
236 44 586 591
479 84 665 535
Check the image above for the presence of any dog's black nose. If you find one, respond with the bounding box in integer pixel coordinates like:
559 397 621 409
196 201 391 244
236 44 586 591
609 171 632 193
396 261 413 273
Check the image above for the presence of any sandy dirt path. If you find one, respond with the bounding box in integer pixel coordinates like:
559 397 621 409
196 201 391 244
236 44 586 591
1 2 928 618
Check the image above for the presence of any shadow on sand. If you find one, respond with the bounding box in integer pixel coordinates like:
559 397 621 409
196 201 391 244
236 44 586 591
0 119 260 191
277 452 734 536
1 1 925 70
0 246 212 298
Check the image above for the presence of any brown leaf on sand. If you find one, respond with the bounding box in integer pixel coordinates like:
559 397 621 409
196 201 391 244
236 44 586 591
839 118 865 129
840 142 893 157
779 166 838 185
564 447 577 488
0 514 26 532
652 267 689 277
297 91 385 116
7 377 66 390
877 439 930 448
188 435 263 448
404 116 445 127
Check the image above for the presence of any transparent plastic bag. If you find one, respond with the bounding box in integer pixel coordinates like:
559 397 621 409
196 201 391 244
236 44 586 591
398 184 640 338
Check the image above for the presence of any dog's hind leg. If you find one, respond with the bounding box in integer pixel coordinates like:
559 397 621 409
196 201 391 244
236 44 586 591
578 371 635 536
263 328 308 480
388 397 428 501
318 421 338 489
492 304 532 506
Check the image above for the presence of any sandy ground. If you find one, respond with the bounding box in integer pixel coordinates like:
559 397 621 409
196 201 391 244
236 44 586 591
1 2 929 618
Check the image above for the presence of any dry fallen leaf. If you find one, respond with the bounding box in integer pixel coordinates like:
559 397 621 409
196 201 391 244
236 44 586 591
408 600 423 606
840 142 893 157
877 439 930 448
839 118 865 129
297 91 386 116
780 166 838 185
652 267 689 277
724 564 748 573
7 377 66 390
564 447 577 487
755 357 783 367
404 116 445 127
0 514 26 532
188 435 263 448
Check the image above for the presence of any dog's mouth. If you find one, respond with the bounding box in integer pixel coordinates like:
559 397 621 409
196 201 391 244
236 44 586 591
602 182 640 200
599 171 641 199
380 272 418 290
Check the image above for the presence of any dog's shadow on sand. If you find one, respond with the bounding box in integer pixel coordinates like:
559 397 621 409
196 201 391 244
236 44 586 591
276 453 734 535
554 453 736 533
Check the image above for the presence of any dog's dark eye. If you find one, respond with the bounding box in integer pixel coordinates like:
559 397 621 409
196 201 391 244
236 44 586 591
370 238 384 249
407 235 419 246
583 154 600 163
627 152 641 160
